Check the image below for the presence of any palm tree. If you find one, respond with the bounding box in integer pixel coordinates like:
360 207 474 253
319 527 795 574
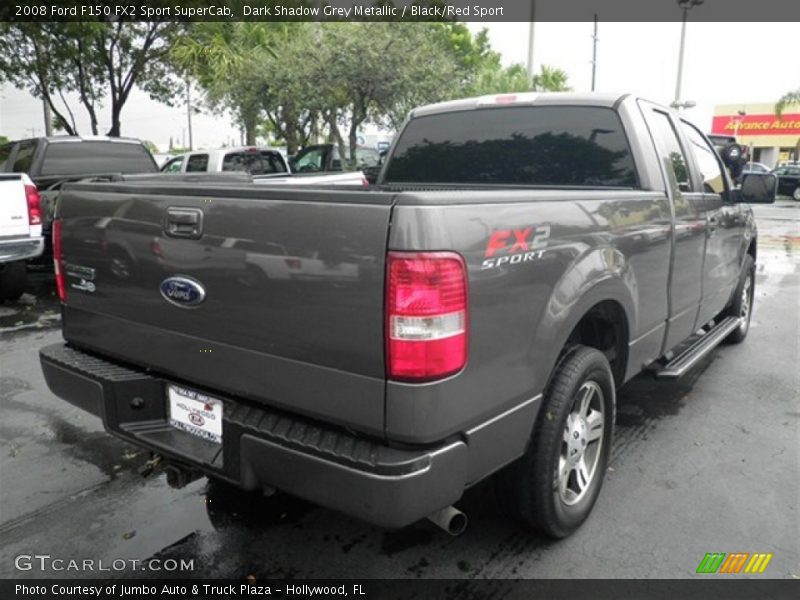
775 89 800 117
530 65 572 92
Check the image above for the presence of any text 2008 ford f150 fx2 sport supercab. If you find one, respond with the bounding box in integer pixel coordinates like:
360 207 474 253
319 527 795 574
40 93 776 538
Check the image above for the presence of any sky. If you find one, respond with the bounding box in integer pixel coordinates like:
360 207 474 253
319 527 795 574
0 21 797 152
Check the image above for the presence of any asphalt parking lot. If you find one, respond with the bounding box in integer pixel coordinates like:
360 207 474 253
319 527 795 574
0 199 797 580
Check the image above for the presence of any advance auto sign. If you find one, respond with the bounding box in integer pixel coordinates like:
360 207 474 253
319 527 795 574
712 113 800 136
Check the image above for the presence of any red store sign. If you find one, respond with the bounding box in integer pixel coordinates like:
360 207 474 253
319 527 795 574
712 113 800 136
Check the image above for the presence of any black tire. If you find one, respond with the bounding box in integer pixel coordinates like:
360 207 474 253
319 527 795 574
720 143 743 165
495 345 615 538
724 254 755 344
0 261 27 302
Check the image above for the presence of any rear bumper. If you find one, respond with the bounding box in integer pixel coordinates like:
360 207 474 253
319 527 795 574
0 236 44 263
39 343 468 529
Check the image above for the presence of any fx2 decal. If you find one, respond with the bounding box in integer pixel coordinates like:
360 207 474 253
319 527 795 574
481 225 551 270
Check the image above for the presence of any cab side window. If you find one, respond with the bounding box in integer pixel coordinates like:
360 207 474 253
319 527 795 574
681 122 726 194
649 110 692 192
185 154 209 172
162 156 184 173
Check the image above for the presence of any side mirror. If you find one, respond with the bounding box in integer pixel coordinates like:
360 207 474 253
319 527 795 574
735 173 777 204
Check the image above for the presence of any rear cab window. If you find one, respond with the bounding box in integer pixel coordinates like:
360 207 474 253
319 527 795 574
40 141 157 175
223 150 287 175
646 110 693 192
680 121 727 194
384 106 638 187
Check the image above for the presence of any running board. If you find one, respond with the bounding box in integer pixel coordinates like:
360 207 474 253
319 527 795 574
655 317 742 379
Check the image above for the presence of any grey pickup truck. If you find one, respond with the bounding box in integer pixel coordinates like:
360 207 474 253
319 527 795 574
40 93 776 538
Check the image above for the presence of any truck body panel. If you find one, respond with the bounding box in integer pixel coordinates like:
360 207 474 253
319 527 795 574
40 93 766 530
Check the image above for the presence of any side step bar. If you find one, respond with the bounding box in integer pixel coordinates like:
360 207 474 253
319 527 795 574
656 316 742 379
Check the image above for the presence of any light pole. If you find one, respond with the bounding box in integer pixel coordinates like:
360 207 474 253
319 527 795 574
672 0 704 108
526 1 536 82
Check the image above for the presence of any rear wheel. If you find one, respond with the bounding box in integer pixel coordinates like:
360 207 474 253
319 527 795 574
724 254 755 344
0 261 27 302
495 345 615 538
793 186 800 201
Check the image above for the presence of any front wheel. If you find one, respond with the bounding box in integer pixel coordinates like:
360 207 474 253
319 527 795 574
793 186 800 201
724 254 755 344
495 345 615 538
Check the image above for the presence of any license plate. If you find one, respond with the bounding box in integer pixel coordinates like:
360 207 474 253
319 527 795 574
167 385 223 444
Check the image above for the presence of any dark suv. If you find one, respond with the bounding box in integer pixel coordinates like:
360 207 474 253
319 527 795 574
772 165 800 200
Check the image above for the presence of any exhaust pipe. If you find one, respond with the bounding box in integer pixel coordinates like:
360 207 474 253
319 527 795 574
427 506 468 536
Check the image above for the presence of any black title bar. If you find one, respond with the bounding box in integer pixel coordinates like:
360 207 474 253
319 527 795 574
2 0 800 22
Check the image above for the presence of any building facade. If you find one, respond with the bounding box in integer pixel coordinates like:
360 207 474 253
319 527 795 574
711 103 800 168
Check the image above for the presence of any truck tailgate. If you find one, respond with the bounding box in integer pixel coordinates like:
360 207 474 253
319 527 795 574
0 175 30 238
57 182 395 435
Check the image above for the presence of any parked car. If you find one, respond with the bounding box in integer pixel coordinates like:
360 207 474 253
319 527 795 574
741 162 771 175
41 92 775 539
0 174 43 300
772 164 800 200
0 136 159 261
160 146 290 177
162 146 368 186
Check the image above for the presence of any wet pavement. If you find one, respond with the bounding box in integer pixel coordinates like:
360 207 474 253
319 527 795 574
1 200 798 580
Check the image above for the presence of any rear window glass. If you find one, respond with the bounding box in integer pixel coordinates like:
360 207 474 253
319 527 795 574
222 151 287 175
40 141 157 176
385 106 637 187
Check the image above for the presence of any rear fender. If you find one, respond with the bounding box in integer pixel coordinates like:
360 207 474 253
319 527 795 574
530 247 636 398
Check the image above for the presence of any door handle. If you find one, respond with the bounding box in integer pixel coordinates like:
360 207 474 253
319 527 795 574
164 207 203 239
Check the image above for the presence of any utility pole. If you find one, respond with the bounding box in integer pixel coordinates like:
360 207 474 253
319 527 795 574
526 1 536 82
590 14 598 92
185 78 193 151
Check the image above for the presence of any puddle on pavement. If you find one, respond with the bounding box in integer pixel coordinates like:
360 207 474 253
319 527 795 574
0 271 60 334
204 479 315 530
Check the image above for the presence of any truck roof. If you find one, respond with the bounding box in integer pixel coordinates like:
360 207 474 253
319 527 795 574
410 92 631 118
8 136 145 145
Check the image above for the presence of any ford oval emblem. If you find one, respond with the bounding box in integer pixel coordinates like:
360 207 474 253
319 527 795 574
160 276 206 308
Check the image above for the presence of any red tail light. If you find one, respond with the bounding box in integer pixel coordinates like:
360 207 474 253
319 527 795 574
53 219 66 302
25 183 42 225
386 252 468 381
361 174 369 188
285 258 302 269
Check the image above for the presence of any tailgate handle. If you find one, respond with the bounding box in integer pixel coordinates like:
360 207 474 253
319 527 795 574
165 207 203 239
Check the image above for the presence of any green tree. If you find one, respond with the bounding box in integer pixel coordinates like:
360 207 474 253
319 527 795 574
531 65 572 92
314 23 459 165
0 135 9 146
775 89 800 117
171 21 284 145
0 20 183 136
